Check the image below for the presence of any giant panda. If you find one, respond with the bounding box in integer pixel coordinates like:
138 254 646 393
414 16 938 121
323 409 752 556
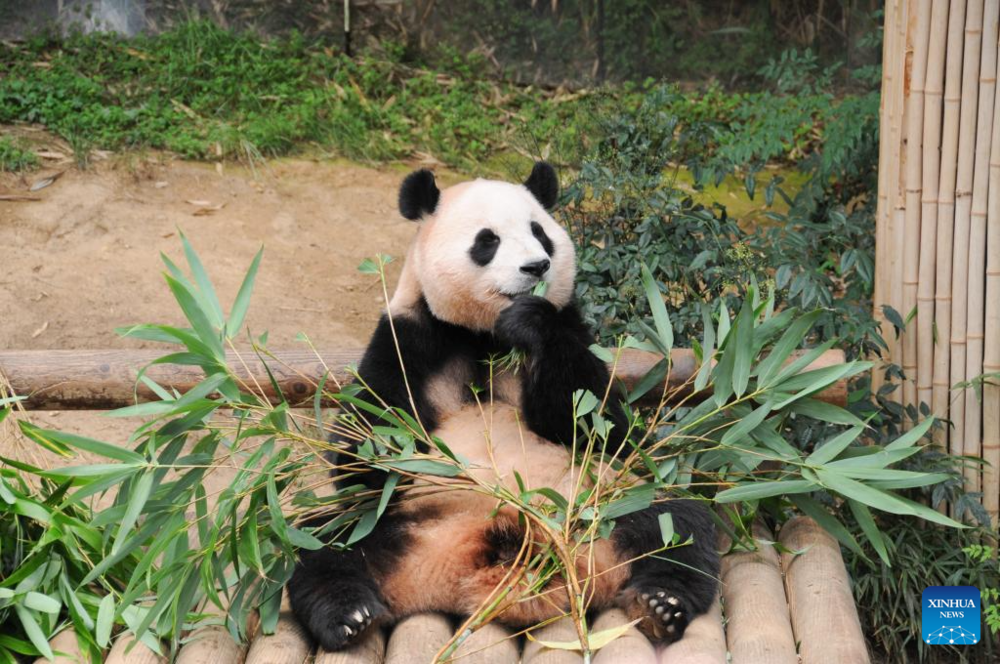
288 163 719 652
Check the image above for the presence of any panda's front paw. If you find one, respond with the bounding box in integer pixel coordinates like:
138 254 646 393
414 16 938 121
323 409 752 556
495 295 557 351
621 585 691 644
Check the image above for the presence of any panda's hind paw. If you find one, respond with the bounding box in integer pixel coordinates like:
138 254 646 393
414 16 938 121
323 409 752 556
294 584 387 652
622 585 690 644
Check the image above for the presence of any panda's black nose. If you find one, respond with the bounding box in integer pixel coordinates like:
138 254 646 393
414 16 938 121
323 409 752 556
520 259 550 277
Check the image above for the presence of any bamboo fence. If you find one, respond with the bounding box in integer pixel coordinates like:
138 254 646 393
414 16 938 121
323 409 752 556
878 0 1000 519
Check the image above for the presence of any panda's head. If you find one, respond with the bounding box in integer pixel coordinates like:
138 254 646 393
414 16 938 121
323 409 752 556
392 162 575 331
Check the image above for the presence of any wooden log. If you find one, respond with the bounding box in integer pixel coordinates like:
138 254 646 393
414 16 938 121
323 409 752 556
951 0 986 479
590 609 656 664
315 626 386 664
522 616 585 664
779 516 869 664
175 625 244 664
451 622 519 664
983 27 1000 523
964 0 1000 496
933 0 969 454
244 597 311 664
659 597 726 664
384 614 452 664
34 628 86 664
719 523 797 664
104 634 166 664
0 348 848 411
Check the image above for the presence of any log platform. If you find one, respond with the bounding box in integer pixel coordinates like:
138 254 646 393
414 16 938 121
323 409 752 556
34 517 869 664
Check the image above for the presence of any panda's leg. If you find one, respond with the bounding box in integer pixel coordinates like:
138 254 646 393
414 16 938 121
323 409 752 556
287 511 413 651
612 499 719 644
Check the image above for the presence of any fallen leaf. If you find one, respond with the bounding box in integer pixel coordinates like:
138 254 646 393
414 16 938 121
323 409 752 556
154 181 169 189
29 171 64 192
185 199 213 206
35 150 66 160
30 321 48 339
526 619 639 652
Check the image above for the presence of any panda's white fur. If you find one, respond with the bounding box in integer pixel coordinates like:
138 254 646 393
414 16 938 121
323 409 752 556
287 164 720 652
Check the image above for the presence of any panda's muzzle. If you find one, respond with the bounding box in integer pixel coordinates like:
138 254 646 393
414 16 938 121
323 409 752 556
520 259 550 278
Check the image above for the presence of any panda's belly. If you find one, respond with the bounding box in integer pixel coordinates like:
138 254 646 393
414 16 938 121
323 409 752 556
430 403 579 495
378 402 629 621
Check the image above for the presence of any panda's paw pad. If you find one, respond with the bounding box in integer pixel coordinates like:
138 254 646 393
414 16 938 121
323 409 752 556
634 587 689 643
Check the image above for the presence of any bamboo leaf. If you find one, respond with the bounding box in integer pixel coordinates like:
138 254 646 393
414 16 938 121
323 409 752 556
732 296 754 397
884 416 935 450
716 479 816 502
816 469 964 528
640 262 673 354
14 606 52 660
848 500 890 566
180 230 224 328
807 425 864 465
96 595 115 647
754 310 821 386
227 246 263 338
529 619 640 651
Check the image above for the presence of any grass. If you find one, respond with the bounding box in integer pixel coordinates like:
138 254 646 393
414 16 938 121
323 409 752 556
0 21 858 180
0 135 39 172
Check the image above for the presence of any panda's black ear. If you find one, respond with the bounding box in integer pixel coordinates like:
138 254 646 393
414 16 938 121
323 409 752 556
524 161 559 211
398 169 440 221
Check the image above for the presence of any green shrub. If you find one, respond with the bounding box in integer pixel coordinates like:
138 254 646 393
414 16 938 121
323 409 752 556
0 136 39 171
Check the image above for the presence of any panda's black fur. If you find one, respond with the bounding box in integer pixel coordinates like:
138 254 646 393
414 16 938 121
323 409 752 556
288 163 719 652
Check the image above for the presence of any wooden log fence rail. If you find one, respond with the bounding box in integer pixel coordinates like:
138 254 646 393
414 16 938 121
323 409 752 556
0 348 848 411
29 517 868 664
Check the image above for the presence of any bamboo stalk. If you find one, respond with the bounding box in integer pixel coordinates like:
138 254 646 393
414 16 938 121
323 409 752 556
952 0 986 491
878 0 911 398
916 0 951 414
982 34 1000 523
876 0 904 396
890 0 915 407
934 0 970 455
903 0 934 416
964 0 1000 496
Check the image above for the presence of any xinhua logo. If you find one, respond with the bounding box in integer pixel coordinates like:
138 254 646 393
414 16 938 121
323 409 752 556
922 586 981 645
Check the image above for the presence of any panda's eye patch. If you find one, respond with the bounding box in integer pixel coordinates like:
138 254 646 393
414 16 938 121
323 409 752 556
470 229 501 266
531 221 554 256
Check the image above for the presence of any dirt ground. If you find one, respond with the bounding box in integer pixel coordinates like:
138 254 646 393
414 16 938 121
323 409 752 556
1 131 443 461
